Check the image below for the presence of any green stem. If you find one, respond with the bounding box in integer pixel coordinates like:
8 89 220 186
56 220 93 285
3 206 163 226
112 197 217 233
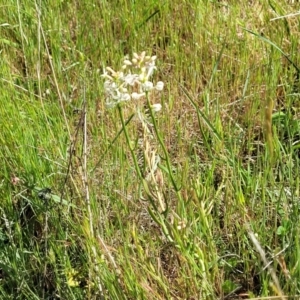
117 105 142 180
146 97 180 191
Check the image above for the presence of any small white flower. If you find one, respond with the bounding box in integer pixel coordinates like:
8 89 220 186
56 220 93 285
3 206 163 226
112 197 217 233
119 86 128 93
123 73 139 85
151 103 162 112
119 92 131 101
142 81 154 91
131 92 145 100
115 71 124 79
155 81 164 91
103 80 113 92
109 87 130 101
146 63 156 79
106 101 116 109
150 55 157 62
110 89 121 100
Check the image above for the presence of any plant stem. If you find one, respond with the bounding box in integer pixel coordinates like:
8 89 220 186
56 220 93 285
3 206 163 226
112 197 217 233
117 105 143 180
146 97 180 191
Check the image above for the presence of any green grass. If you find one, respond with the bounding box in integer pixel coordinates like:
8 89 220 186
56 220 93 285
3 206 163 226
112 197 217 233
1 0 300 299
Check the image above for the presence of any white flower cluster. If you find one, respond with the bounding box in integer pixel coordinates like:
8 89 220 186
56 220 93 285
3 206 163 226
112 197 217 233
102 52 164 109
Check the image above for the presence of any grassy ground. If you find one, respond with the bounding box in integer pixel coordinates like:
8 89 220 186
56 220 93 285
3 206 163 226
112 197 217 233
1 1 300 299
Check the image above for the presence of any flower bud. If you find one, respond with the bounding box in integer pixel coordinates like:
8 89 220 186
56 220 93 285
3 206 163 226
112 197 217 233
155 81 164 91
151 103 162 112
142 81 154 91
123 60 132 66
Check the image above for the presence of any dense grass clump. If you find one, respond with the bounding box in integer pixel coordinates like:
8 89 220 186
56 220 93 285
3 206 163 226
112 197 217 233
1 1 300 299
